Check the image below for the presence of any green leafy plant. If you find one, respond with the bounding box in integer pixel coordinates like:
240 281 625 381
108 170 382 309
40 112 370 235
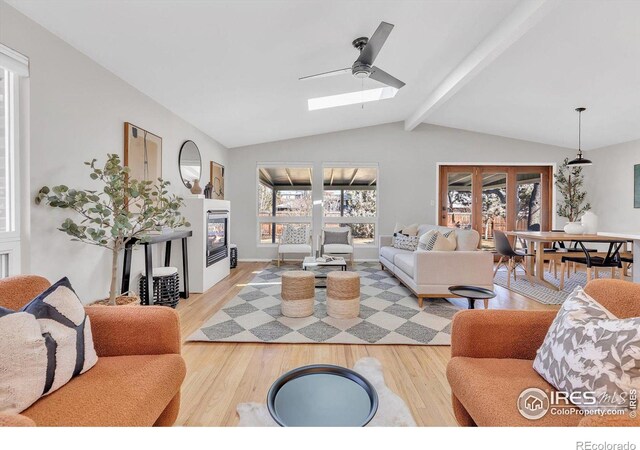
35 154 190 305
554 157 591 222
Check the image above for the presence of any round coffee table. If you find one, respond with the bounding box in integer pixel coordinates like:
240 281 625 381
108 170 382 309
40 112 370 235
267 364 378 427
448 285 497 310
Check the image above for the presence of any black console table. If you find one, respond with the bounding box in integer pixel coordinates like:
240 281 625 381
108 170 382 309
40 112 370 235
120 230 192 305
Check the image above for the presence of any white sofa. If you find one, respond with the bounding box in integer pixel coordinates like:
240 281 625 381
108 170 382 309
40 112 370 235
379 224 494 308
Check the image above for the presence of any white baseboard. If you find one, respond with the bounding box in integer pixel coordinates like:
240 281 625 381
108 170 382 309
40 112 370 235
237 258 380 263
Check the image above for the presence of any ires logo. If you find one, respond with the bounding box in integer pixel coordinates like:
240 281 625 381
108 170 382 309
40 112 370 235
517 388 636 420
517 388 550 420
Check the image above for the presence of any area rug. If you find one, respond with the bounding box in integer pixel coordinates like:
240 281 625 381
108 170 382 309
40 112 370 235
236 357 417 427
493 267 615 305
186 262 459 345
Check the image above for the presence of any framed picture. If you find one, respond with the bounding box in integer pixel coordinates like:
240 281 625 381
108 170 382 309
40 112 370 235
124 122 162 183
210 161 225 200
635 164 640 208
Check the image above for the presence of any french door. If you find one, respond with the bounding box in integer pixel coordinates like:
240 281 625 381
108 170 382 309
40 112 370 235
439 165 553 250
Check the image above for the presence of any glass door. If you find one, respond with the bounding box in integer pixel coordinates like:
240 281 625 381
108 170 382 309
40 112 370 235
480 172 507 250
439 165 552 250
440 168 473 230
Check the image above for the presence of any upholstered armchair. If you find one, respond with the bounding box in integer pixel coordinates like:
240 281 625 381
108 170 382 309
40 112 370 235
446 279 639 427
319 227 354 265
0 275 185 427
277 224 312 267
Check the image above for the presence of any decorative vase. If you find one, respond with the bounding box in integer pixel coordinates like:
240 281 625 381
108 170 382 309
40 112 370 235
190 179 203 195
581 211 598 234
564 221 585 235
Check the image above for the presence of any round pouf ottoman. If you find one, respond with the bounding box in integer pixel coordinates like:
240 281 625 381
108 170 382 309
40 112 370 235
281 271 315 318
326 271 360 319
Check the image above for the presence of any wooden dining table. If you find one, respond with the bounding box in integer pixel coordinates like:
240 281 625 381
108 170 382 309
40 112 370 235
505 231 632 291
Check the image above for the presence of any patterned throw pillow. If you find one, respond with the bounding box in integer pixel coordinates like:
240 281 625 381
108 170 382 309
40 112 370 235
418 230 457 251
393 234 419 251
0 308 49 413
281 225 309 244
393 223 419 237
21 278 98 397
533 287 640 411
0 277 98 413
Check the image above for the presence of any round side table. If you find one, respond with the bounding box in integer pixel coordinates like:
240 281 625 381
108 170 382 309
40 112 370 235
448 285 496 310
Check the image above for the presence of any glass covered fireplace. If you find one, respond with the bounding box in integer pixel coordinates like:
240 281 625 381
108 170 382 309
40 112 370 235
207 210 228 267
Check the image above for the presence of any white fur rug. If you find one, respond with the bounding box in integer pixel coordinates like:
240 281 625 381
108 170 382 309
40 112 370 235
236 357 417 427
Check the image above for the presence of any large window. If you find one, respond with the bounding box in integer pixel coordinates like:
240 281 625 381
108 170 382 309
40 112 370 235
257 166 312 244
0 44 27 277
323 166 378 245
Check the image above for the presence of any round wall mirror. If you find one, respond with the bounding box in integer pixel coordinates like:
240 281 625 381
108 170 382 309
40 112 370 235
179 140 202 189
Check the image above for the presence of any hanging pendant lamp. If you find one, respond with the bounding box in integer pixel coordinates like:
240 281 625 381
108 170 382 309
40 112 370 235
567 107 593 167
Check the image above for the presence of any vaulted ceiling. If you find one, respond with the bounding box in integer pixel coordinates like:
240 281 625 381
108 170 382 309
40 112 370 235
7 0 640 150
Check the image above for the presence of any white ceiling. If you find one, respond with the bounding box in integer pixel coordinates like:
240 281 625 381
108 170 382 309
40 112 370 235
6 0 640 150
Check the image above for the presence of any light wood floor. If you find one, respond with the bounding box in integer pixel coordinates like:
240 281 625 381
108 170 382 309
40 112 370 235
174 261 558 427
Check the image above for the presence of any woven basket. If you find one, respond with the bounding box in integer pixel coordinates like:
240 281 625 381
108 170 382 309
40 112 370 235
327 271 360 319
139 267 181 308
281 271 315 318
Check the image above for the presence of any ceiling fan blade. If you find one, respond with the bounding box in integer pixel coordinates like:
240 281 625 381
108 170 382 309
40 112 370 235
299 68 351 81
356 21 394 66
370 66 405 89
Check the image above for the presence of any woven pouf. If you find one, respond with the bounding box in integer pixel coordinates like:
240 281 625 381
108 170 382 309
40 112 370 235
281 271 315 318
326 271 361 319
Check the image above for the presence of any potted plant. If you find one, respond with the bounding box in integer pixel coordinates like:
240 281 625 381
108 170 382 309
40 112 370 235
554 157 591 234
35 154 190 305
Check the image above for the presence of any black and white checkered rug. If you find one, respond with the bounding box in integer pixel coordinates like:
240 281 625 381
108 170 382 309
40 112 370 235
186 262 460 345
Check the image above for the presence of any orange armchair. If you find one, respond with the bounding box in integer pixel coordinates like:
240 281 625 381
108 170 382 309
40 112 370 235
0 275 186 427
446 279 640 427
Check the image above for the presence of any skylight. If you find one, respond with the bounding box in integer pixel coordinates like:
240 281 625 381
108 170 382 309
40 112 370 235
307 87 398 111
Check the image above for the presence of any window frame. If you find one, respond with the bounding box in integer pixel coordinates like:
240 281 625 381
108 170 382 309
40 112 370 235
256 163 313 247
322 163 379 248
0 50 24 277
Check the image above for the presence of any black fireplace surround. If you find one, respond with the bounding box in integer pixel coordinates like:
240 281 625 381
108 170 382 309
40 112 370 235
207 210 228 267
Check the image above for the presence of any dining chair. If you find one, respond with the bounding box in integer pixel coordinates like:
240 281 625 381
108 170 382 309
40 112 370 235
559 241 624 289
493 231 534 288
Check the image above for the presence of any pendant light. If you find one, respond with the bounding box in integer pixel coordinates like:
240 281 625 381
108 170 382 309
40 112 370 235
567 107 593 166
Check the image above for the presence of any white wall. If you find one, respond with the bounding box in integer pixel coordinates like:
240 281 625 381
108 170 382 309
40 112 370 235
0 3 228 303
585 140 640 233
228 121 574 261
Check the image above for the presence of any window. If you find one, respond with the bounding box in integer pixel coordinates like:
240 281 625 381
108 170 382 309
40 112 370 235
257 166 312 244
323 166 378 245
0 44 27 277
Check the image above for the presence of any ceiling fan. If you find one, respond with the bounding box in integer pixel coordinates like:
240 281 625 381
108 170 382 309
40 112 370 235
299 21 405 90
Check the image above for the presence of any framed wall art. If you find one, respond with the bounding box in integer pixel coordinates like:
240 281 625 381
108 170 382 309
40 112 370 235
124 122 162 183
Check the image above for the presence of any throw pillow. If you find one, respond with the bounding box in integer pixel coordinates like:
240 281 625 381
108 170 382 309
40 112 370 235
533 287 640 411
324 229 350 245
0 308 49 414
393 234 419 251
418 230 457 251
281 225 308 244
21 278 98 397
393 223 419 237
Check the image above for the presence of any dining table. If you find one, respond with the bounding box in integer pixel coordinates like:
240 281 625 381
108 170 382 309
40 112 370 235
505 231 635 291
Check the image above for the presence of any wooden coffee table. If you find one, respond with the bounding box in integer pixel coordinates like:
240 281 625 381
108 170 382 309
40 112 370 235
302 256 348 288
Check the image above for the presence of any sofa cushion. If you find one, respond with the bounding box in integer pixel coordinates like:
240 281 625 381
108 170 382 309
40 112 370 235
380 246 412 263
324 244 353 254
447 357 582 426
279 243 311 254
394 253 415 278
418 229 456 251
21 353 186 426
416 225 478 250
